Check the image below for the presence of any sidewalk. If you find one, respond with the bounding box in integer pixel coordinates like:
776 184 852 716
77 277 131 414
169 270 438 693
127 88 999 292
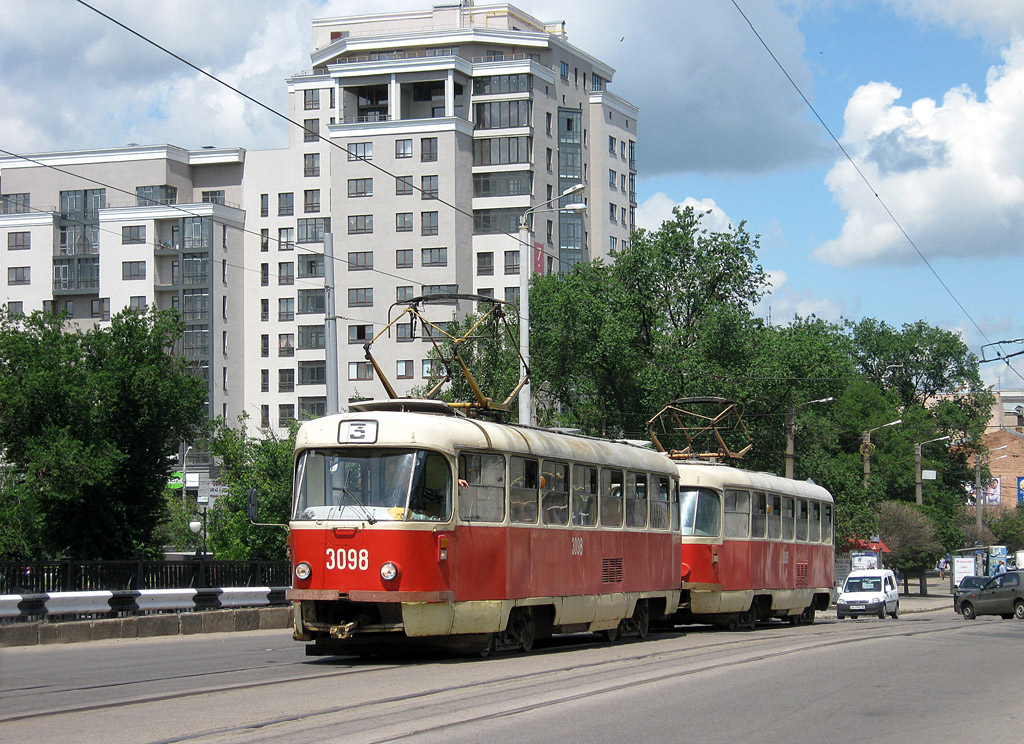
823 573 954 619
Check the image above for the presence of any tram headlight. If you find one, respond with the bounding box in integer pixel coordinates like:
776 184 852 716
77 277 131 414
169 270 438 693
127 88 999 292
380 561 399 581
295 562 312 581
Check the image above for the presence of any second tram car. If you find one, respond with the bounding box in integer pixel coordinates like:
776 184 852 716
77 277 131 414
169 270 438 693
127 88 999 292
670 461 834 628
287 400 682 654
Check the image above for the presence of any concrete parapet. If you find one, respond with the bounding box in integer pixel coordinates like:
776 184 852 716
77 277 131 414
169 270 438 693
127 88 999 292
259 606 293 630
137 613 181 638
0 622 40 647
202 610 236 634
233 608 260 632
180 612 204 635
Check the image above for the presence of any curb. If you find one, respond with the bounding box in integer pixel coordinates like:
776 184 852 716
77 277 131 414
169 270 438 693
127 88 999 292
0 605 293 647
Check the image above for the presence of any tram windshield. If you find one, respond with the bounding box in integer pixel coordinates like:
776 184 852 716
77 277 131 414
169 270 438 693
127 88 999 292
679 488 721 537
293 447 451 522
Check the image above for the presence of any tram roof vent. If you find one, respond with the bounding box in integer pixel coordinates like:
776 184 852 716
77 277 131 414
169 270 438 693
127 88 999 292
347 398 458 416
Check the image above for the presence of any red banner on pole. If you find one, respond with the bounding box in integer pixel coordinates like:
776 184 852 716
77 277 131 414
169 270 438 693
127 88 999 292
533 242 545 275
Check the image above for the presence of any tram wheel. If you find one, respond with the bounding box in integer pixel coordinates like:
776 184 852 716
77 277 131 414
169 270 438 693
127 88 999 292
601 623 621 643
513 609 535 653
634 601 650 640
800 606 816 625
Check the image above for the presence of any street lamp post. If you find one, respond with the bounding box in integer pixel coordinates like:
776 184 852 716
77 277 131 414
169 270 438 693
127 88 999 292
975 444 1009 532
914 435 950 505
861 418 901 488
189 508 207 558
784 397 833 479
518 183 586 426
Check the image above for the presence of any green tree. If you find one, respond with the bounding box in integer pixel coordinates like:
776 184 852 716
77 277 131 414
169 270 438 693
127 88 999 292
0 308 207 559
878 500 942 592
205 414 295 560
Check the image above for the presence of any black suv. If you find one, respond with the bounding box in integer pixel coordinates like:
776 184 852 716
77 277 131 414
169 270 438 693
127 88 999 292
958 571 1024 620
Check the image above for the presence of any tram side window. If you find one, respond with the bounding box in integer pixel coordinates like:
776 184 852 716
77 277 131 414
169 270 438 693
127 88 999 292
679 488 721 536
572 465 598 526
600 469 624 527
542 461 569 525
457 452 505 522
723 489 750 538
795 499 809 541
809 501 821 542
822 503 833 543
626 472 648 528
751 491 767 539
651 476 671 530
767 494 782 539
509 456 539 523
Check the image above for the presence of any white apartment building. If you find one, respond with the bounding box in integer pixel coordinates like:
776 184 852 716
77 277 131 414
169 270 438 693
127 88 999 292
0 2 638 462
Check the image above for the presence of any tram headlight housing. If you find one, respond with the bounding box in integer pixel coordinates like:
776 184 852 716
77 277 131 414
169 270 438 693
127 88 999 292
380 561 399 581
295 561 312 581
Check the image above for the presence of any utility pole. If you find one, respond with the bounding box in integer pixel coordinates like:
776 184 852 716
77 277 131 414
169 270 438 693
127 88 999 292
323 233 339 415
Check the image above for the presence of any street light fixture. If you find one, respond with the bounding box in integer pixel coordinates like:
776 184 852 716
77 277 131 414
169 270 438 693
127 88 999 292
784 396 833 479
975 444 1009 532
518 183 586 426
861 418 901 488
914 435 950 505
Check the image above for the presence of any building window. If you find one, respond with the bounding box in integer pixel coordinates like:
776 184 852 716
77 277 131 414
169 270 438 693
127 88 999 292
298 396 327 420
396 212 413 232
298 324 325 349
473 100 532 129
348 251 373 271
91 298 111 321
396 249 413 269
121 262 145 280
560 61 569 79
298 253 323 278
396 175 413 195
201 190 225 205
422 285 458 301
297 218 329 244
397 360 413 379
122 225 146 244
278 262 294 285
279 333 295 357
421 175 438 199
421 137 438 162
477 252 494 276
609 135 616 155
609 202 617 223
260 229 269 252
396 139 412 158
397 285 414 302
1 193 30 214
261 334 269 357
260 263 269 286
304 189 320 213
260 194 269 217
303 89 320 110
261 369 269 392
8 232 30 250
348 324 373 344
303 118 319 142
6 301 23 315
129 296 147 312
278 192 294 216
422 359 438 377
348 178 372 198
279 404 295 427
609 169 617 189
473 136 531 165
261 405 270 428
298 360 326 386
504 251 519 275
396 322 413 342
621 206 627 224
279 369 295 392
505 287 520 304
297 289 325 315
348 142 372 161
303 153 320 177
261 298 269 321
348 287 373 307
610 236 617 252
348 214 373 234
348 361 373 380
422 247 447 267
279 298 294 321
421 211 438 236
278 227 295 250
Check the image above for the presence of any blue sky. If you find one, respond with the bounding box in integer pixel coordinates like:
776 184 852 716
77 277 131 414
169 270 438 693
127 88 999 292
2 0 1023 385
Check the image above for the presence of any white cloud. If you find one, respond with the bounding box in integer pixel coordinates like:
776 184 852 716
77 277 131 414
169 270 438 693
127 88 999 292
882 0 1024 46
814 36 1024 266
635 193 735 232
756 269 845 323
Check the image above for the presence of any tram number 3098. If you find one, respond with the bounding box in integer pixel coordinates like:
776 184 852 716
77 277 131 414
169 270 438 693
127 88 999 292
326 548 369 571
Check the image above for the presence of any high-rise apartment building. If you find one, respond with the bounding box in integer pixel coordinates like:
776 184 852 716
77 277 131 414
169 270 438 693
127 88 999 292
0 2 638 479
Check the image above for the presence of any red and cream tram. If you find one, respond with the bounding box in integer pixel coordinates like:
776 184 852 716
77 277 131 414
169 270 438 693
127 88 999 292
287 400 682 654
670 461 835 628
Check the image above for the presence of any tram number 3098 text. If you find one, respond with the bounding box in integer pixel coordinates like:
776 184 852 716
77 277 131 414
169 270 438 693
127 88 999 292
326 548 369 571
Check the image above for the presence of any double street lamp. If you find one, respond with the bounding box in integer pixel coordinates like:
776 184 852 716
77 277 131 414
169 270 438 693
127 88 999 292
518 183 586 426
784 397 833 479
914 435 950 505
861 418 901 487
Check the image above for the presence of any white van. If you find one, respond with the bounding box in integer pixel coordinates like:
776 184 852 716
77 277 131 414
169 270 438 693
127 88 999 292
836 568 899 619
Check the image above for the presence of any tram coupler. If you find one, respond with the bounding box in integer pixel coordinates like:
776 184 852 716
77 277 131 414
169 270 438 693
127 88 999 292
330 619 361 639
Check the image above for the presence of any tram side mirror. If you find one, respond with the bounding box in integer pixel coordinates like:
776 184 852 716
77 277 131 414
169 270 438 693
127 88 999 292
247 488 258 523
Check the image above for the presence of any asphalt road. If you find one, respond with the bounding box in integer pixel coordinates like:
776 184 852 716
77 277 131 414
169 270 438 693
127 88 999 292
1 611 1020 743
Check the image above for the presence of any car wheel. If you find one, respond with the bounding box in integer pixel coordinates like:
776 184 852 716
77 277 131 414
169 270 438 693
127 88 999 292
1015 600 1024 620
836 611 845 620
878 604 886 619
890 602 899 619
961 602 976 620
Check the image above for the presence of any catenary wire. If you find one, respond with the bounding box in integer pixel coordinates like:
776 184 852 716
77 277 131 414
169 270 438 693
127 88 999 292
729 0 1024 385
